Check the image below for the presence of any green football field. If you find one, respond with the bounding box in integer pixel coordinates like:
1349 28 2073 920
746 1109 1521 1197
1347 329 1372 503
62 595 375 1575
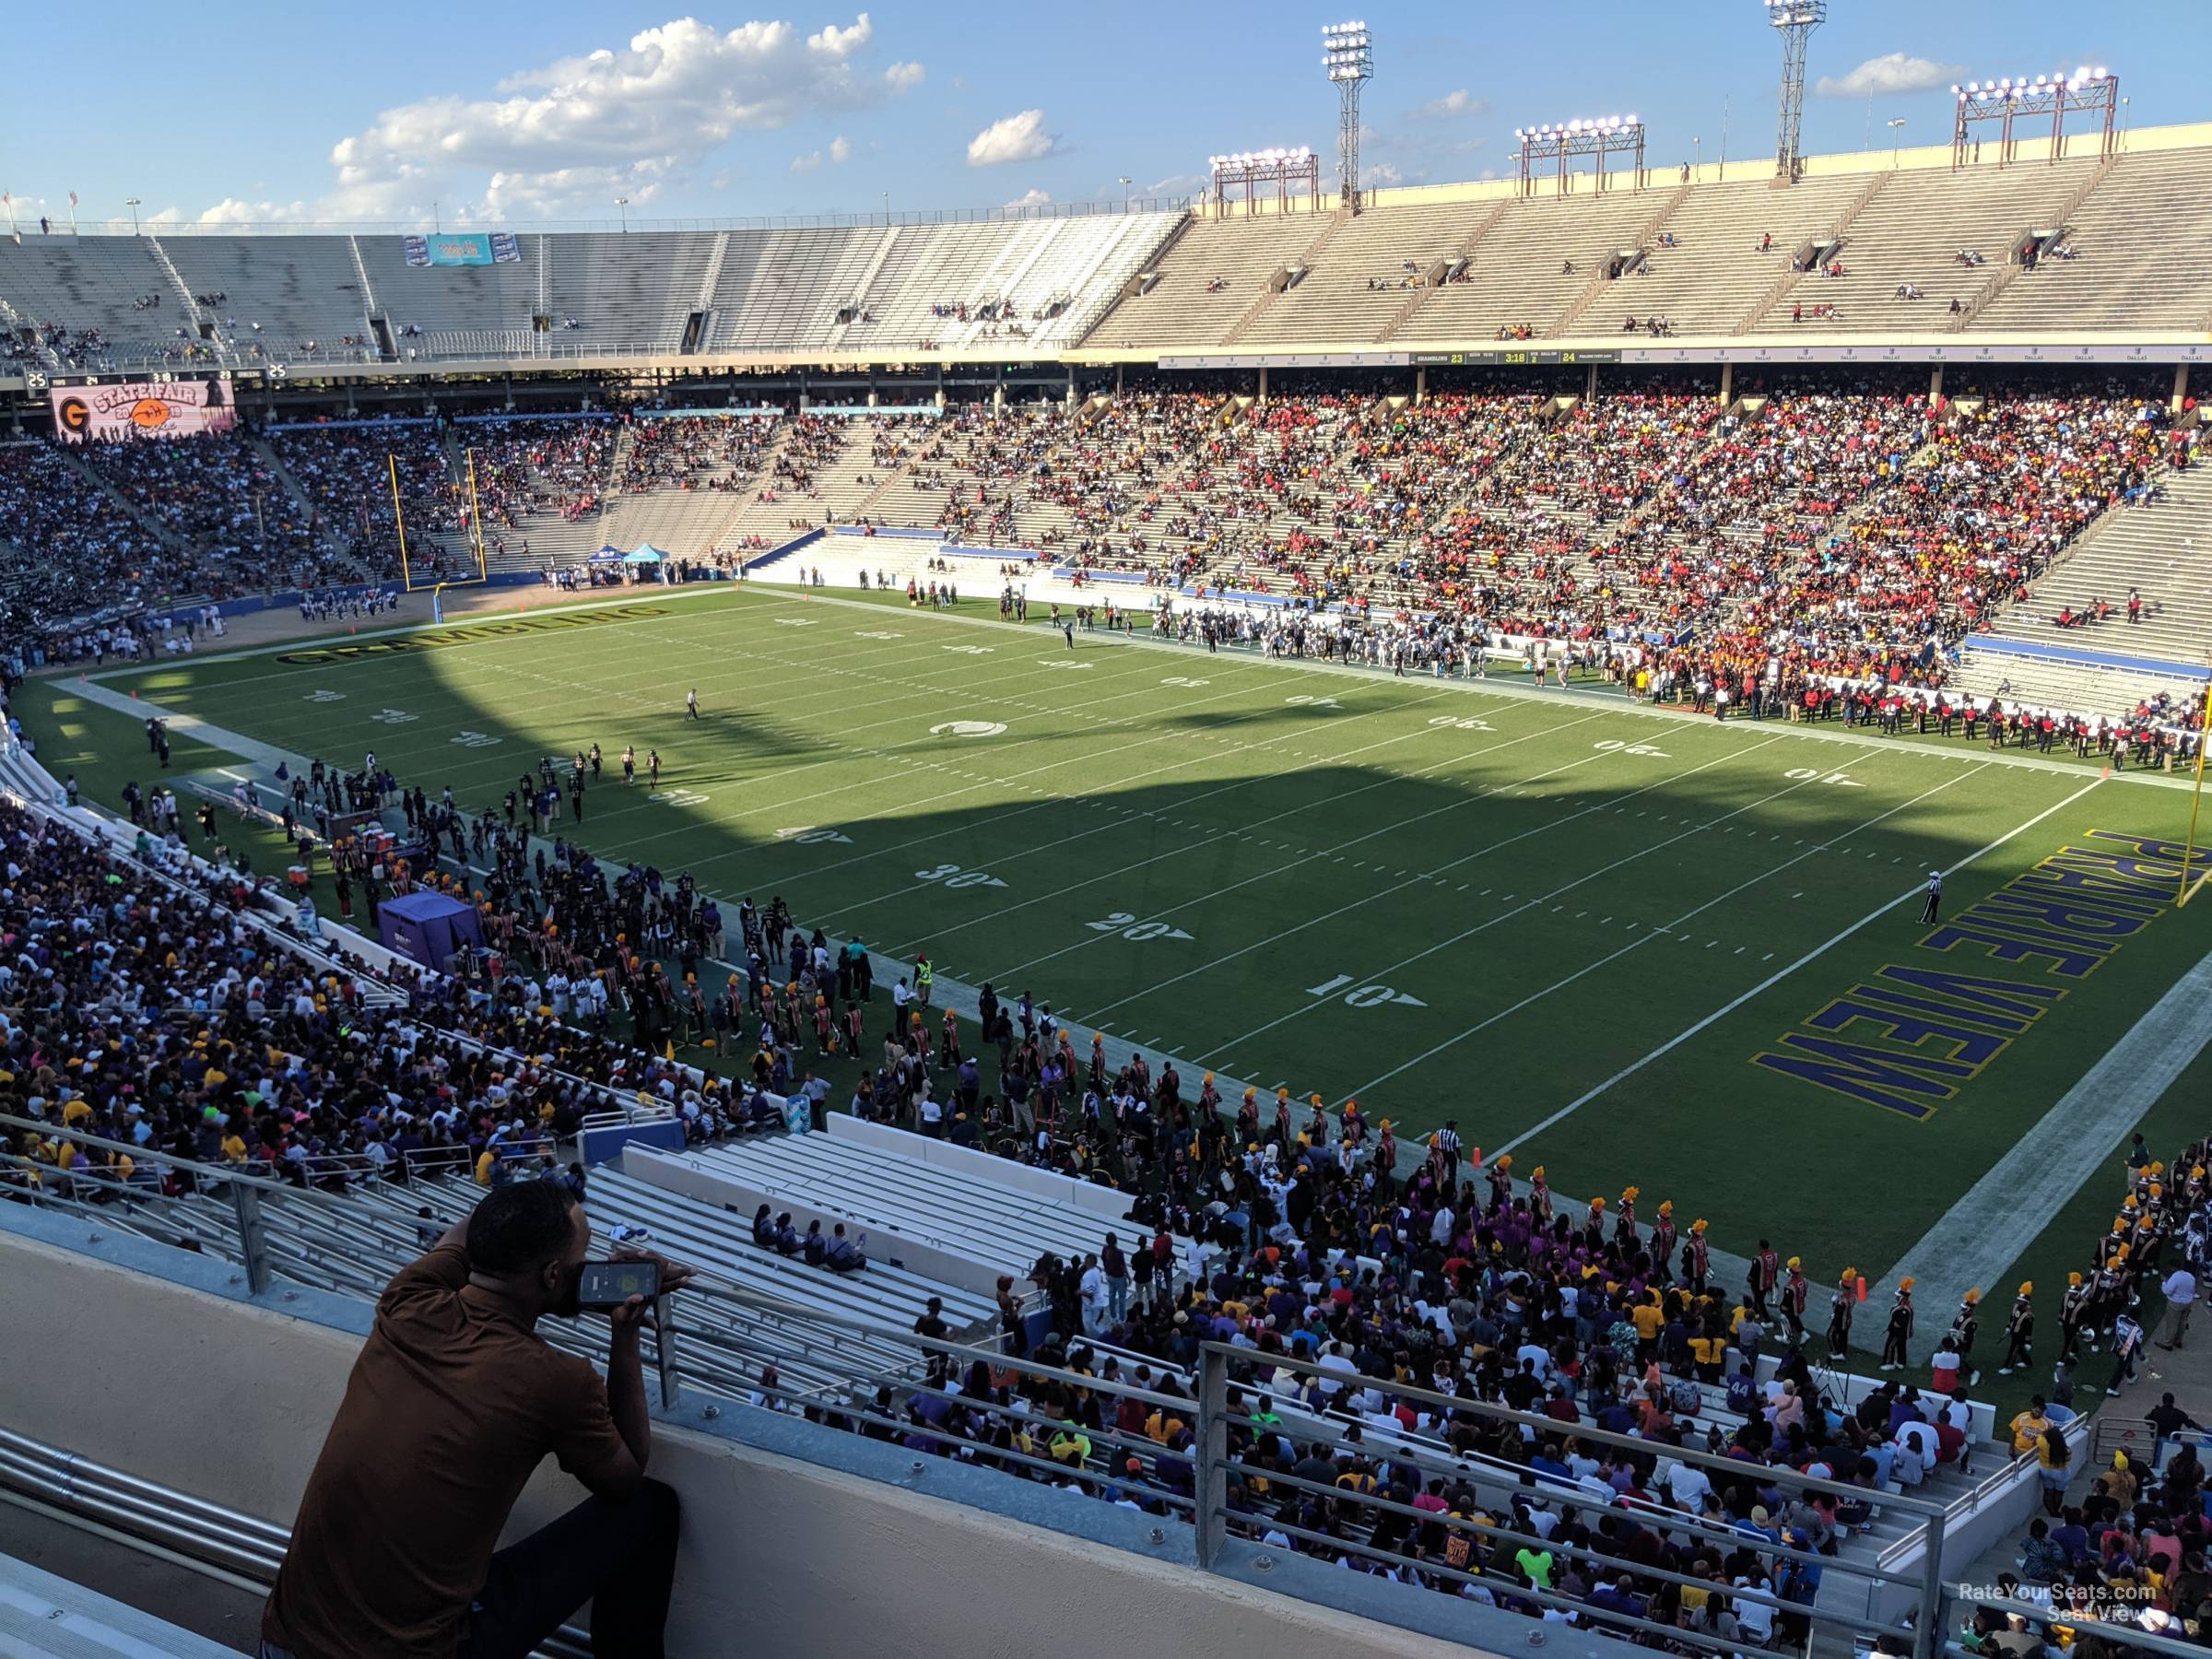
28 582 2212 1359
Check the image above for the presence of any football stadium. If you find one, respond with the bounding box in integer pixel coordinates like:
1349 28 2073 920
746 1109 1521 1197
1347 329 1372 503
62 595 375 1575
3 6 2211 1656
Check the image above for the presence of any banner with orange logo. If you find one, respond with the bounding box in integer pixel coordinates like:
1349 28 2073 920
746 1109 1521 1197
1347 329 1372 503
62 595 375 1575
50 377 237 444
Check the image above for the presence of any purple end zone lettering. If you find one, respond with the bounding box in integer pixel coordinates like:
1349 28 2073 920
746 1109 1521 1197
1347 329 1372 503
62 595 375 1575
1846 980 2034 1033
2045 851 2196 892
2005 871 2166 915
1973 896 2151 937
1872 965 2065 1019
1803 1000 2010 1066
2083 830 2207 865
1918 925 2108 978
1753 1040 1948 1119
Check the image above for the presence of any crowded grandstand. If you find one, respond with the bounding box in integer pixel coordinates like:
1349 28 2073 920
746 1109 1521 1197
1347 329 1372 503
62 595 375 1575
4 10 2212 1659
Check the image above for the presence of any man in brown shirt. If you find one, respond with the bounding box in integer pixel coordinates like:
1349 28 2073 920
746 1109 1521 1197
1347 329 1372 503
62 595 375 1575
261 1179 688 1657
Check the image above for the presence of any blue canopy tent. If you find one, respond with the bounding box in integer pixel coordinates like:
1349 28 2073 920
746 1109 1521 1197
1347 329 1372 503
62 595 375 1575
377 889 484 971
626 544 669 564
587 543 624 562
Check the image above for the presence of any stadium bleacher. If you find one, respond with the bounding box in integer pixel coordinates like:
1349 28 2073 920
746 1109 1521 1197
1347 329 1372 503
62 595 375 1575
3 141 2210 371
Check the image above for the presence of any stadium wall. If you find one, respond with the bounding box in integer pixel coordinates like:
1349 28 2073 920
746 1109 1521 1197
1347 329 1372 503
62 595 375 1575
0 1209 1546 1659
1182 118 2212 218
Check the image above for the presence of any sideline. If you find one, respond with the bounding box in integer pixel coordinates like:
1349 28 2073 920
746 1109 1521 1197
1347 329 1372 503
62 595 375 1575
1866 943 2212 1360
90 580 2202 792
50 676 1771 1293
1490 777 2104 1163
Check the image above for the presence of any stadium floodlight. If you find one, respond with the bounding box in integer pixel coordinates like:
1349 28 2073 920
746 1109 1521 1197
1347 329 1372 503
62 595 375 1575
1322 20 1374 215
1948 64 2118 169
614 195 629 234
1515 114 1647 196
1206 145 1323 218
1763 0 1826 182
124 196 142 235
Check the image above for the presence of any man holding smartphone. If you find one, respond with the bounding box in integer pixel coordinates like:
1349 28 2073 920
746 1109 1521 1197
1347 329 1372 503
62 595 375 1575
261 1179 694 1657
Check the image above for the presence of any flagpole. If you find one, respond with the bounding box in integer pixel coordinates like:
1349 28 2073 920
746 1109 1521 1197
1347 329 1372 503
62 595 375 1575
68 192 78 237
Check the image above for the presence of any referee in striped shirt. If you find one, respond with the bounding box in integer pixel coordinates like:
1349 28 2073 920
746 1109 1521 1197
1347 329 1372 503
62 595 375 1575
1434 1120 1462 1177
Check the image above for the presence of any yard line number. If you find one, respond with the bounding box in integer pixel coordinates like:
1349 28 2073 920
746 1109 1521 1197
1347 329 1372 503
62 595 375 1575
1085 910 1195 943
1307 972 1427 1008
916 862 1008 889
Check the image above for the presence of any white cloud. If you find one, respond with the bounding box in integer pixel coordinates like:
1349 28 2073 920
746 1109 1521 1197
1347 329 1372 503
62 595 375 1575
1364 161 1406 187
322 14 922 218
195 196 314 224
1815 53 1963 98
1410 89 1488 120
966 108 1055 167
791 134 852 172
1003 187 1052 209
1145 172 1206 195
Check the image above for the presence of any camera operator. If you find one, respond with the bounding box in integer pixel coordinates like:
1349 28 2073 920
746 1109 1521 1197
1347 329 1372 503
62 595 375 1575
261 1179 694 1657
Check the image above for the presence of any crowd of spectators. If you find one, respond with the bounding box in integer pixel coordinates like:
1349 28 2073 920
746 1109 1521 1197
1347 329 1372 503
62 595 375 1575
0 765 2000 1650
266 420 459 571
618 414 778 496
463 418 616 531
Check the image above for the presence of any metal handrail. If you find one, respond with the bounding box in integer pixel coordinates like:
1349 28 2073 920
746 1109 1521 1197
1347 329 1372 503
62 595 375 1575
1195 1341 1950 1520
1191 1341 1951 1659
6 1108 1970 1655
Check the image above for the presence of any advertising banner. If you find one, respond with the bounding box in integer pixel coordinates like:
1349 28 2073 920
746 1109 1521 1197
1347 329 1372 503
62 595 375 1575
402 231 522 267
51 377 237 444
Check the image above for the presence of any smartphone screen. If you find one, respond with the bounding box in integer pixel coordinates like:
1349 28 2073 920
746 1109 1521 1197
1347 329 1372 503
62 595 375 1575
577 1260 661 1308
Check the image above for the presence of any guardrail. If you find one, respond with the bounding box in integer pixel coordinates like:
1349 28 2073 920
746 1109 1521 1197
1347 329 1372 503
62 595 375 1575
3 1106 1988 1658
0 1427 593 1659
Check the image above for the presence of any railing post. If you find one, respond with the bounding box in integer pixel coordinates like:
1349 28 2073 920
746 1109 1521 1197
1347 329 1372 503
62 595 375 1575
1913 1509 1948 1659
230 1181 273 1296
1194 1344 1229 1571
653 1292 679 1411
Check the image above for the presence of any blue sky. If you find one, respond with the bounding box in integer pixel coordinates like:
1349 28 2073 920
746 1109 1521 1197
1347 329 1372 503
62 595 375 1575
1 2 2198 229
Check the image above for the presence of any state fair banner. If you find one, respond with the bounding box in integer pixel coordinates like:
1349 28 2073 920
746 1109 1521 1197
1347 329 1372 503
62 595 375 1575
51 377 238 444
401 231 522 267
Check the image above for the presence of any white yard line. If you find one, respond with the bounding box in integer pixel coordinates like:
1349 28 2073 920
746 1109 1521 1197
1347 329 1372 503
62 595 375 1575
1488 772 2097 1158
1182 736 1798 1057
1342 764 1989 1109
851 705 1619 950
1106 738 1795 1043
1867 941 2212 1359
99 582 2201 793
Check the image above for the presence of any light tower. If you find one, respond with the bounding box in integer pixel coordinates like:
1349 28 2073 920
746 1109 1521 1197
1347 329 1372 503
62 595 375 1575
1764 0 1826 182
1323 20 1373 215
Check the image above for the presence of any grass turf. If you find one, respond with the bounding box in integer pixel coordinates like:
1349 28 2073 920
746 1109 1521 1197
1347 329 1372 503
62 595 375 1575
24 582 2212 1347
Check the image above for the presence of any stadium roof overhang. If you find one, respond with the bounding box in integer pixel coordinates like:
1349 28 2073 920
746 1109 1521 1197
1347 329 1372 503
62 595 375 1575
4 333 2210 401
